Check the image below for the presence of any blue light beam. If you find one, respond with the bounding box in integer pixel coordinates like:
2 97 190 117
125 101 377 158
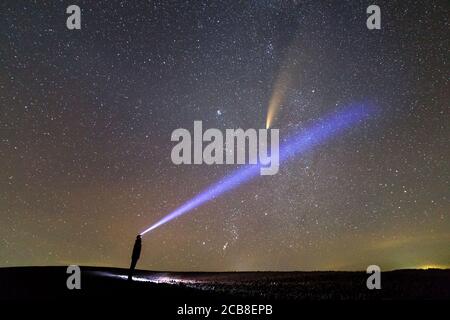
140 102 377 236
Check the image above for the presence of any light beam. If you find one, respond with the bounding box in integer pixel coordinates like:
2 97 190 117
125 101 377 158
140 102 377 236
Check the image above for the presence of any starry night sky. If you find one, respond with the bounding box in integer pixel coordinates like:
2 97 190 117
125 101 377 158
1 1 449 271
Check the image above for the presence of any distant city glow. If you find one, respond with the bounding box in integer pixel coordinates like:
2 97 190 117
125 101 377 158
418 264 449 270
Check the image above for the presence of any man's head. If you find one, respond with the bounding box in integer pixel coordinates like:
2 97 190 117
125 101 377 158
136 234 142 240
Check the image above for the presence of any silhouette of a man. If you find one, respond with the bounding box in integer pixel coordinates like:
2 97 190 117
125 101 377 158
128 234 142 281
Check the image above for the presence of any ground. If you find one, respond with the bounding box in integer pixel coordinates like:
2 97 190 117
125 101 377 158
2 266 449 303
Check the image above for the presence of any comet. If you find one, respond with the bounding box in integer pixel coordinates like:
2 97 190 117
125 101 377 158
266 69 291 129
140 102 378 236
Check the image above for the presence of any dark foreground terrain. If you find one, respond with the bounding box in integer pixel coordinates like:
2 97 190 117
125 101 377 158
1 267 449 316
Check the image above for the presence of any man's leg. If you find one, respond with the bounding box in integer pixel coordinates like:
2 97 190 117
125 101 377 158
128 259 137 281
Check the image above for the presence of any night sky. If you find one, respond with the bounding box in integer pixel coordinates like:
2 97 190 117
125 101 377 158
1 1 449 271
